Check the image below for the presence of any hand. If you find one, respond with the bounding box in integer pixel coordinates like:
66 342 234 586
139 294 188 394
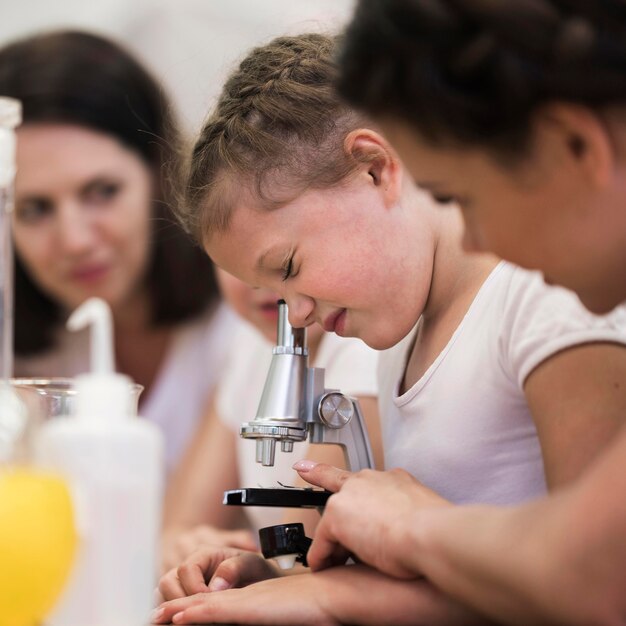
161 524 257 572
151 564 493 626
294 462 451 577
159 544 280 601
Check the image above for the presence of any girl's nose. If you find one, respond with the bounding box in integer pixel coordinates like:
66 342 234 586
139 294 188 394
285 293 315 329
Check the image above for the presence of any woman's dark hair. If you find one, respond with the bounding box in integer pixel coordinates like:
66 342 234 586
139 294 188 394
338 0 626 160
0 30 219 355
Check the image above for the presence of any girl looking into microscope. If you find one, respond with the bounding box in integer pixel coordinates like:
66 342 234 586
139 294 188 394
161 268 382 571
153 33 626 625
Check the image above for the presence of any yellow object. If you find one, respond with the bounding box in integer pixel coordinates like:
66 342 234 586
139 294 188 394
0 469 77 626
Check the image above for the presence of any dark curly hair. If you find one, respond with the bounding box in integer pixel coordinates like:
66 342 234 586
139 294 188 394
0 30 220 354
338 0 626 160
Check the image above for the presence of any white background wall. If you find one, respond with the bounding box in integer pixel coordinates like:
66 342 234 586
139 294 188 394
1 0 356 133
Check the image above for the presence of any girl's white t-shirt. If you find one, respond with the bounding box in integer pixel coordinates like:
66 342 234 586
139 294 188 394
378 262 626 505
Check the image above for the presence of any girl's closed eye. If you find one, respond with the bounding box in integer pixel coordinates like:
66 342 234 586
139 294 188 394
281 255 294 281
281 252 299 281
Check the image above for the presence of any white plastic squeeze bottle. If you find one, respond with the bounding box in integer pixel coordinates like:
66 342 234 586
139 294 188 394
36 297 164 626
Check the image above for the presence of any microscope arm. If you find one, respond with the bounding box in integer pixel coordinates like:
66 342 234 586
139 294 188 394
305 365 375 472
308 398 375 472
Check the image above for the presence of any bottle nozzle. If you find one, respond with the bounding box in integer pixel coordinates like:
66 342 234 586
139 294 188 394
67 298 114 375
67 298 132 418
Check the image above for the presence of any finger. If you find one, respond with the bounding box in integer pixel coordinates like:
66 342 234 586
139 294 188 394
208 553 277 591
152 593 205 624
177 546 242 595
207 556 246 592
170 590 250 625
307 533 351 572
292 461 352 492
158 569 188 601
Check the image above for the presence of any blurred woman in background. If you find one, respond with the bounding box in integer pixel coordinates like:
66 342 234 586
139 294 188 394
0 30 236 476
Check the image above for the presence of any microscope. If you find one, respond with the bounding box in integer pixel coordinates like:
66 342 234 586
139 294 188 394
224 300 374 568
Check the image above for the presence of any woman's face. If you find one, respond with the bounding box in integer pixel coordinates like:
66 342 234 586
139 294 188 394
379 116 626 314
13 124 153 313
207 170 437 350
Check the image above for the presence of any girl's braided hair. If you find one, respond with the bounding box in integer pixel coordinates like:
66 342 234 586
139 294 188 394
181 33 368 243
338 0 626 161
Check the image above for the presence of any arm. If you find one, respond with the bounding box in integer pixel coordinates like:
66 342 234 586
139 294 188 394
410 430 626 626
524 342 626 487
153 564 495 626
164 394 241 529
298 436 626 626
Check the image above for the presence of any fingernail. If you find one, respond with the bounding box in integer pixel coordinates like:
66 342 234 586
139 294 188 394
293 459 318 472
150 607 164 623
209 575 231 592
172 611 185 624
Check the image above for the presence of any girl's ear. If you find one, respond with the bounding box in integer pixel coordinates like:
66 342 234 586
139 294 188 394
535 103 615 189
344 128 403 207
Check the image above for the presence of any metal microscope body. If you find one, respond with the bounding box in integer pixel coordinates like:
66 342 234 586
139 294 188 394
239 300 374 472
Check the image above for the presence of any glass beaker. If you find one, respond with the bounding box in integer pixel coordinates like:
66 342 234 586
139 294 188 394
11 377 143 420
10 378 144 459
0 97 20 379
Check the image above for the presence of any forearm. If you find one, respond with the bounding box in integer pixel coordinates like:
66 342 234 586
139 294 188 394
298 441 626 625
319 566 495 626
408 436 626 625
409 498 567 625
164 400 241 530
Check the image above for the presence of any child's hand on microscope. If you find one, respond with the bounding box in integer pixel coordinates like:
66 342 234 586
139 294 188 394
293 461 451 578
158 545 281 602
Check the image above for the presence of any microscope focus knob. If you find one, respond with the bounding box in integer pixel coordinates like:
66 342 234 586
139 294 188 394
318 392 353 428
